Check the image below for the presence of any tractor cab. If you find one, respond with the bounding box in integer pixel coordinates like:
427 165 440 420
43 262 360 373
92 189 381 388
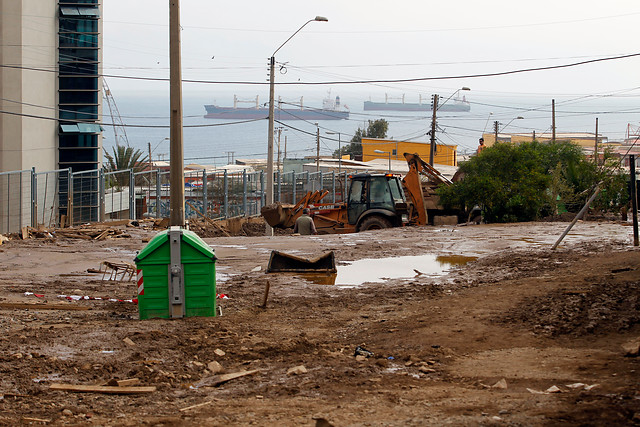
346 173 409 229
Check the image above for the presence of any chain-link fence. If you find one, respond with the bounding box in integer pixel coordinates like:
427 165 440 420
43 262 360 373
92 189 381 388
0 166 347 234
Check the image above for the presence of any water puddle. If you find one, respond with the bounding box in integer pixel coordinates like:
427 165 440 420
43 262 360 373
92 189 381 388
295 253 477 286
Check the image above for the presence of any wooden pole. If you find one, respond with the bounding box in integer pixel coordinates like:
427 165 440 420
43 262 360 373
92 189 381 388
630 155 639 246
594 118 599 165
169 0 185 227
551 99 556 143
260 280 271 308
429 94 438 165
552 185 601 250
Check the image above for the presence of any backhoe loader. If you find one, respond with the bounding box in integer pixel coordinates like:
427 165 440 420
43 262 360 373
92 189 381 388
261 152 456 234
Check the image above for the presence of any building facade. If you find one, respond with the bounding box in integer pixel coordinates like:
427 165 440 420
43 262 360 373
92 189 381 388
0 0 103 227
361 138 458 167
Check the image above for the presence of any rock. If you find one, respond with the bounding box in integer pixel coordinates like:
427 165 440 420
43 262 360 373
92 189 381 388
418 366 436 374
355 355 367 362
287 365 308 375
62 409 73 417
545 385 561 393
207 361 224 374
214 349 225 357
492 378 508 389
313 417 334 427
122 337 136 347
192 361 204 367
622 337 640 356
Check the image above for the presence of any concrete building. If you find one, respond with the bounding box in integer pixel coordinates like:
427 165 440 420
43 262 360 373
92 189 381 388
0 1 103 225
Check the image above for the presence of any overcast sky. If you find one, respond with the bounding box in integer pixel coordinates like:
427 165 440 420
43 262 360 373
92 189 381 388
103 1 640 98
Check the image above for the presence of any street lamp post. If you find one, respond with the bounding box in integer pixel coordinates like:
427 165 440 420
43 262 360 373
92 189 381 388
495 116 524 143
266 16 328 235
326 131 341 176
374 149 391 172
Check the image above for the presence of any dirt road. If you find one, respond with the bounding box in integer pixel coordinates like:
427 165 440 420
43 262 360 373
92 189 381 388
0 220 638 426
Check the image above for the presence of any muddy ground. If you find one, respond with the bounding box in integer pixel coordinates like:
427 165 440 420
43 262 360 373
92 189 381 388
0 220 639 426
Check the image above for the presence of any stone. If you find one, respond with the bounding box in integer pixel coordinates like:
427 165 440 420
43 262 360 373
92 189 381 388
492 379 508 389
122 337 136 347
418 366 436 374
545 385 561 393
207 361 224 374
62 409 73 417
287 365 308 375
622 337 640 356
214 349 225 357
355 355 367 362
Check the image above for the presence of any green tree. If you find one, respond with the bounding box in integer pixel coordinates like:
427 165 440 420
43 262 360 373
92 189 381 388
103 145 148 189
437 141 628 223
334 119 389 159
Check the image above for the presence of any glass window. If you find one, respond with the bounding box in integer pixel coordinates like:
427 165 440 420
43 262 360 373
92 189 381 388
59 90 99 105
59 147 99 163
59 62 98 76
368 176 394 211
59 48 99 62
59 18 98 33
59 105 98 121
59 77 98 90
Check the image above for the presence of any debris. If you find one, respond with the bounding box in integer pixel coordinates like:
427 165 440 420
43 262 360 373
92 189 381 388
50 383 156 394
266 251 336 273
104 378 140 387
354 346 374 358
260 281 270 308
0 234 8 245
492 378 508 389
22 417 51 423
62 409 73 417
287 365 308 375
313 417 335 427
546 385 562 393
179 398 221 412
195 370 260 388
355 355 367 362
0 302 90 311
251 266 262 272
122 337 136 347
526 388 547 395
622 337 640 356
207 361 224 375
88 261 136 282
214 349 226 357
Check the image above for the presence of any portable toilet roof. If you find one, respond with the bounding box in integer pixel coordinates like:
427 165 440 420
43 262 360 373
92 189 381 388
134 229 216 264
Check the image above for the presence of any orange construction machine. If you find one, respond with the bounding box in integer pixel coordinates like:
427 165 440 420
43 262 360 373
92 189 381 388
261 153 456 234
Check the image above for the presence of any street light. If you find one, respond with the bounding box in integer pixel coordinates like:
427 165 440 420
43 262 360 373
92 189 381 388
494 116 524 143
437 87 470 111
325 131 341 176
266 16 328 223
374 149 391 172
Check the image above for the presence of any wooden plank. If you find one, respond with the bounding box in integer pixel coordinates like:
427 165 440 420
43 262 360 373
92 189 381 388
199 370 260 388
50 384 155 394
179 399 220 412
0 303 90 311
105 378 140 387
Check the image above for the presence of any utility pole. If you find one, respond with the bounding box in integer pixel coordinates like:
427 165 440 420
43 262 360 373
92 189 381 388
631 155 639 246
552 99 556 143
169 0 185 227
316 124 320 172
494 121 499 144
148 142 153 203
276 127 282 172
429 94 438 165
594 118 599 165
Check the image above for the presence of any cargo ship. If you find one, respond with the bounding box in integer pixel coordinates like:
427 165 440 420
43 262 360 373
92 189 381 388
364 94 471 112
204 94 349 120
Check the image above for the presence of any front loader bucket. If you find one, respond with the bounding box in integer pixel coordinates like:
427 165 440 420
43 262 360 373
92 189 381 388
261 203 288 228
266 251 336 273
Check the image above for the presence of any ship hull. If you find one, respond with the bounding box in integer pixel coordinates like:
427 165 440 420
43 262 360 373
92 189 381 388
363 101 470 112
204 105 349 120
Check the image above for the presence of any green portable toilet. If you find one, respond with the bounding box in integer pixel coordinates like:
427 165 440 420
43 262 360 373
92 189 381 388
134 226 216 319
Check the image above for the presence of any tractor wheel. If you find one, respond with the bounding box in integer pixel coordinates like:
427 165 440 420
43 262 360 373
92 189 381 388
358 215 392 231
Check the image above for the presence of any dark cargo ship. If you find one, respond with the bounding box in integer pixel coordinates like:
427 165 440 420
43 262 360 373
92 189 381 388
204 94 349 120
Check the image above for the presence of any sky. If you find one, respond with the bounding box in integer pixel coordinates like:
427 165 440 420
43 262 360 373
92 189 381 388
102 0 640 145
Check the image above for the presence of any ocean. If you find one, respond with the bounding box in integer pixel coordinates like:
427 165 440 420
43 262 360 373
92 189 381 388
103 91 640 168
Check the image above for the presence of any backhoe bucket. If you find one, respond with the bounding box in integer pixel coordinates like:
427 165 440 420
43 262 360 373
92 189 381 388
266 251 336 273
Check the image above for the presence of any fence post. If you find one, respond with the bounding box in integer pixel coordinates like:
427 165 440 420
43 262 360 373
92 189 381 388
31 168 37 228
129 169 135 220
332 171 336 203
242 169 247 217
99 169 105 222
156 171 162 218
223 170 229 218
202 169 208 218
67 168 74 227
260 171 265 208
292 171 297 204
276 170 281 203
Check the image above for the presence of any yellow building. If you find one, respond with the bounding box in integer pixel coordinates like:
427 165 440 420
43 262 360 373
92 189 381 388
361 138 458 166
481 132 608 148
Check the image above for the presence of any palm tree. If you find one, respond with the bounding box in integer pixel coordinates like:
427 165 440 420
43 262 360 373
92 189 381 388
103 145 148 189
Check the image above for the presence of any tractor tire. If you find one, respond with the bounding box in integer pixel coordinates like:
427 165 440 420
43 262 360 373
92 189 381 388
358 215 392 231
